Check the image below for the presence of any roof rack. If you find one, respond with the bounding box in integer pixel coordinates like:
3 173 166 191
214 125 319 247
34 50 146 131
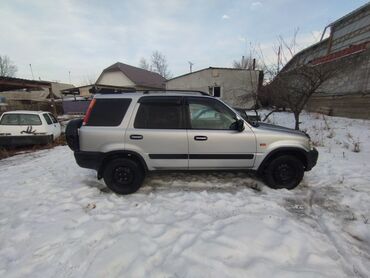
93 87 210 96
92 87 136 94
141 89 210 96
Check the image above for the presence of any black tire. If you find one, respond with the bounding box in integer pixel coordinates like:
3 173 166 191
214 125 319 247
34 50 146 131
263 155 304 190
65 119 83 151
103 158 145 195
49 135 54 144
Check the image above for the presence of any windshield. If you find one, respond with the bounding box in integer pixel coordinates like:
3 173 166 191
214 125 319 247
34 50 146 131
0 114 42 126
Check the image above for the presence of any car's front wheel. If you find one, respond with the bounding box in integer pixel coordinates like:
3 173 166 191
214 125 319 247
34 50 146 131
263 155 304 190
103 158 145 195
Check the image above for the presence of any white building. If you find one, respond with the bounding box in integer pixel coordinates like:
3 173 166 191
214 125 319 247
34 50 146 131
166 67 263 108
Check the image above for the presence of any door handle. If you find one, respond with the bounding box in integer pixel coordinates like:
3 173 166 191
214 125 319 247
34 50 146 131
194 136 208 141
130 134 143 140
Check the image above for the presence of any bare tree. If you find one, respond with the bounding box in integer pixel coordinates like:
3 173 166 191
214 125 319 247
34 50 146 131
233 56 258 70
264 64 334 130
0 55 17 77
83 74 97 85
151 51 172 79
139 58 150 71
255 28 300 84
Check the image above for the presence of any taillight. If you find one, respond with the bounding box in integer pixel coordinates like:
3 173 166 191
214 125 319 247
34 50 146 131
83 98 96 126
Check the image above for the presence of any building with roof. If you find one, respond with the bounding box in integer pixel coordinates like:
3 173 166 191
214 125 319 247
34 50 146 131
0 77 74 114
60 62 167 114
96 62 166 90
275 3 370 119
166 67 263 108
62 62 166 99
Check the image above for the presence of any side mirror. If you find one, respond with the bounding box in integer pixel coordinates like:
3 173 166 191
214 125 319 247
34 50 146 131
236 119 245 132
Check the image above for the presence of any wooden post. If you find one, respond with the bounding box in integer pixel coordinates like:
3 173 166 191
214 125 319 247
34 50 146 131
49 87 57 115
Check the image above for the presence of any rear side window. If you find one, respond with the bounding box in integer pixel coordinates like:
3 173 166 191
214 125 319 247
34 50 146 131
43 114 52 125
86 98 132 126
0 114 42 125
48 113 58 124
134 97 184 129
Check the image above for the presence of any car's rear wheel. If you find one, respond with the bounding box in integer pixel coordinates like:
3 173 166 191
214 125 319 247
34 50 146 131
103 158 145 195
264 155 304 190
48 135 54 144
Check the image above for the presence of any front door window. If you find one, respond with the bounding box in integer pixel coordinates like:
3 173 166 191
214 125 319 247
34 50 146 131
188 98 236 130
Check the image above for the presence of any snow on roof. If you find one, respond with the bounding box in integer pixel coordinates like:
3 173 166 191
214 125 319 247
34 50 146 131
2 110 48 115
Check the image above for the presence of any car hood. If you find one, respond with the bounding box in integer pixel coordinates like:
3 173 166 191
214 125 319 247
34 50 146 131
255 122 308 137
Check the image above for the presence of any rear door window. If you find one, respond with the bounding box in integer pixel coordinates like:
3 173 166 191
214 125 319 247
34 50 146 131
43 114 52 125
0 114 42 125
48 113 58 124
134 96 184 129
86 98 132 126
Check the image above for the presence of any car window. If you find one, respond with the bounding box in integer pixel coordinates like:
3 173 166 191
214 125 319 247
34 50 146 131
43 114 52 125
48 113 58 124
86 98 132 126
0 114 42 126
0 114 18 125
187 98 236 130
134 97 184 129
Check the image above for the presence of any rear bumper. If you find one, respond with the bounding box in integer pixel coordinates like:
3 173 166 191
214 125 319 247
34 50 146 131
0 135 52 147
74 151 102 170
306 147 318 171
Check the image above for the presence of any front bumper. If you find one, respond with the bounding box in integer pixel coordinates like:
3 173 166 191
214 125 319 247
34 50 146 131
306 147 318 171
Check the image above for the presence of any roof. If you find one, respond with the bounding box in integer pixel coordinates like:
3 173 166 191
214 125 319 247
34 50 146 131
0 77 74 100
50 82 74 98
0 90 50 101
167 67 261 81
61 84 94 95
100 62 166 89
282 3 370 70
0 77 51 92
329 2 370 27
2 110 48 115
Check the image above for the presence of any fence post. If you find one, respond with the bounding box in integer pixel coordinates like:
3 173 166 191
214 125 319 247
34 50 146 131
49 87 57 115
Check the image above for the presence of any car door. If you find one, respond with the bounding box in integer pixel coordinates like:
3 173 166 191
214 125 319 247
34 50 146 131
125 96 188 170
42 113 54 136
48 113 61 139
186 97 256 169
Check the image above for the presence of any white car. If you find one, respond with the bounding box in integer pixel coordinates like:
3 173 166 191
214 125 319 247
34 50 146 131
0 110 61 147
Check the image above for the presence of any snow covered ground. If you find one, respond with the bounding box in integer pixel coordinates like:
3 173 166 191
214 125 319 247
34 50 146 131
0 111 369 277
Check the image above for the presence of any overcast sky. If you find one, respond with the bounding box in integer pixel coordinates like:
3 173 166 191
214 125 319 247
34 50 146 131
0 0 368 85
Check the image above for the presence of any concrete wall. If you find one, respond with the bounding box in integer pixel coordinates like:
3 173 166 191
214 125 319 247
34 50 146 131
318 48 370 96
331 5 370 53
4 100 63 115
307 94 370 119
274 4 370 119
79 86 93 97
166 68 261 108
305 48 370 119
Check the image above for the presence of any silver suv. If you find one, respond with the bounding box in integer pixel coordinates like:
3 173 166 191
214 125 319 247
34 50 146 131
66 91 318 194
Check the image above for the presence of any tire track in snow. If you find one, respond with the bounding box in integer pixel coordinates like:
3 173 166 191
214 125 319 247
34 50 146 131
296 188 368 278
